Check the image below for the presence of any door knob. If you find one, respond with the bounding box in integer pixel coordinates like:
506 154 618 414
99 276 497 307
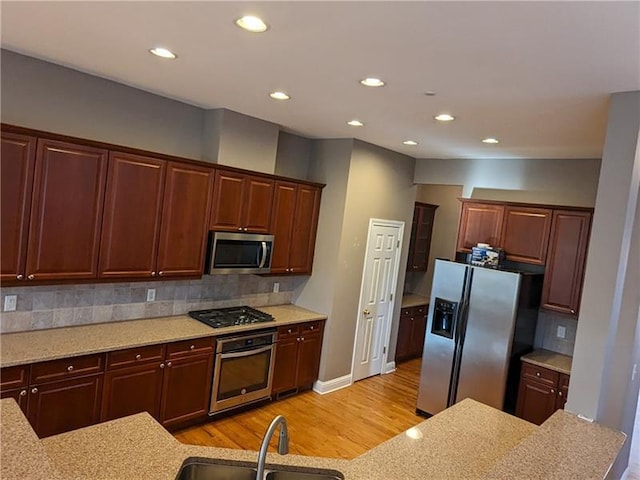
363 309 371 315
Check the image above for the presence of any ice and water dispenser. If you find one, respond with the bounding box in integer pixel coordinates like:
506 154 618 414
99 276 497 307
431 297 458 339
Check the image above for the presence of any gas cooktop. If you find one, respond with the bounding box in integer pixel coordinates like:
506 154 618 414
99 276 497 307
188 306 274 329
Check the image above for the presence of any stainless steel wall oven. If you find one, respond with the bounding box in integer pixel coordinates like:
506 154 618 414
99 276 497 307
210 330 277 414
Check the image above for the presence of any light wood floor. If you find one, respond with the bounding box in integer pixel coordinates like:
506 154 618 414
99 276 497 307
174 358 423 459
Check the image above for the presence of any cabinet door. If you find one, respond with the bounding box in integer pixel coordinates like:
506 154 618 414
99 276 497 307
409 204 437 271
556 374 570 411
407 205 420 271
515 377 557 425
288 185 321 274
160 354 214 429
28 374 103 438
409 305 428 357
1 132 36 283
272 337 299 394
395 309 413 362
99 152 165 279
242 176 274 233
210 171 244 231
1 388 29 414
541 210 592 317
157 162 213 278
456 202 504 252
269 182 297 274
295 333 323 389
101 363 164 422
26 139 107 281
501 206 552 265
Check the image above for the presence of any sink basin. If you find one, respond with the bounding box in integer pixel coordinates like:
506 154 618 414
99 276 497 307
175 459 257 480
175 458 343 480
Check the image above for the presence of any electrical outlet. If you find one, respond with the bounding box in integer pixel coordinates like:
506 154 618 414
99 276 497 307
146 288 156 302
3 295 17 312
273 282 280 293
556 325 566 339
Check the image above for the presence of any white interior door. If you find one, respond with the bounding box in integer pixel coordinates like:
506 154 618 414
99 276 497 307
352 220 403 382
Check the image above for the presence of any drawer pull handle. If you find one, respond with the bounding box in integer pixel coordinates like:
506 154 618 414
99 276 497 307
19 390 27 397
67 365 74 372
31 388 38 394
190 345 195 350
135 354 142 360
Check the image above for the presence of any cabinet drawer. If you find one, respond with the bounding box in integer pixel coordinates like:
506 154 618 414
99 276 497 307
559 373 570 389
166 337 214 359
107 345 165 370
1 365 30 391
300 321 323 335
31 354 104 384
414 305 428 316
278 325 300 339
522 363 559 387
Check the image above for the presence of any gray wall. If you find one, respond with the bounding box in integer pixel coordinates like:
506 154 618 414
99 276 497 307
1 50 204 160
275 131 312 180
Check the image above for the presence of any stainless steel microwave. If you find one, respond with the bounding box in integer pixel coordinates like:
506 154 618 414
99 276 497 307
207 232 274 274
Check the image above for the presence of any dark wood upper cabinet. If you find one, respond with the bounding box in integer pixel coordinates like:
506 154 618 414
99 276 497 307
156 162 213 278
210 171 274 233
26 139 108 281
456 202 504 252
501 206 552 265
407 203 438 272
99 152 166 279
541 210 592 317
288 185 321 274
270 182 297 274
1 132 36 283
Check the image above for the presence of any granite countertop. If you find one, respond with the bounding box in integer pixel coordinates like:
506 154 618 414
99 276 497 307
401 294 429 308
0 304 327 368
521 349 573 375
1 397 625 480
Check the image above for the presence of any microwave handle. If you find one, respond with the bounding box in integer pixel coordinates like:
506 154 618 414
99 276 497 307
258 241 268 268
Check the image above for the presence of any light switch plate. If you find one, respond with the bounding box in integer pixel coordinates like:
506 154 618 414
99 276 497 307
3 295 17 312
146 288 156 302
557 325 567 339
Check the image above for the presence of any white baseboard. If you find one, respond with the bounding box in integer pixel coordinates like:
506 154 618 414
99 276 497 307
313 374 352 395
382 361 396 374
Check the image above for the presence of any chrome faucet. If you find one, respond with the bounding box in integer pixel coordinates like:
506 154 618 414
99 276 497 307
256 415 289 480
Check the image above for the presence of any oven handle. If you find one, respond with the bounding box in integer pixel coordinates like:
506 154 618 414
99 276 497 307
219 344 273 359
258 241 268 268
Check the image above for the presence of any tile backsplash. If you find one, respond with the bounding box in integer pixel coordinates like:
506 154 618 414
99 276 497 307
534 310 578 356
0 275 305 333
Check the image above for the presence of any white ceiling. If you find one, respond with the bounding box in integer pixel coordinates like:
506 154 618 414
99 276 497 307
1 1 639 160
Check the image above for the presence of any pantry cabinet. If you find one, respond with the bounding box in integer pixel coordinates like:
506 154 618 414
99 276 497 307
210 170 273 233
272 320 324 398
395 304 428 362
0 132 36 283
407 203 438 272
270 181 322 275
541 210 592 317
516 363 570 425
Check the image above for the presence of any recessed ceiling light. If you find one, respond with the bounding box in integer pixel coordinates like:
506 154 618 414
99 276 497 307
269 91 290 100
149 47 177 59
424 91 437 96
434 114 455 122
403 140 418 146
347 120 364 127
360 77 385 87
482 137 500 144
235 15 269 32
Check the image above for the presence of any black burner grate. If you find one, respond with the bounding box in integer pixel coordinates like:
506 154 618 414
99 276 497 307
188 306 274 328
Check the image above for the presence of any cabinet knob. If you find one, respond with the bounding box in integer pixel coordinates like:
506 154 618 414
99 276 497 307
160 363 165 369
158 271 164 276
535 372 541 377
31 388 38 394
190 345 195 350
310 326 315 330
135 354 142 360
287 328 292 334
238 227 243 231
551 389 555 393
16 274 23 280
27 274 35 280
67 365 74 372
243 228 248 231
151 271 156 277
296 337 301 342
19 390 27 397
300 337 305 342
167 361 172 367
558 391 563 396
570 309 576 314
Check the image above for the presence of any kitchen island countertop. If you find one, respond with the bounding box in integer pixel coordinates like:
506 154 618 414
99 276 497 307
521 349 572 375
0 304 327 368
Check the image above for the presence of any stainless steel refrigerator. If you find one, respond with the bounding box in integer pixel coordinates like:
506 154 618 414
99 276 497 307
416 259 542 416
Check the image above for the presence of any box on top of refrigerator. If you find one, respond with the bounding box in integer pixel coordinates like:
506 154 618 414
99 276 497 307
470 244 505 268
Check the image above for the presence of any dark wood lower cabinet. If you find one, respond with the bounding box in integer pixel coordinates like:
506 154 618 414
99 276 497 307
1 388 29 414
160 354 214 429
516 363 570 425
272 321 324 397
27 374 103 438
395 304 428 363
101 362 164 422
